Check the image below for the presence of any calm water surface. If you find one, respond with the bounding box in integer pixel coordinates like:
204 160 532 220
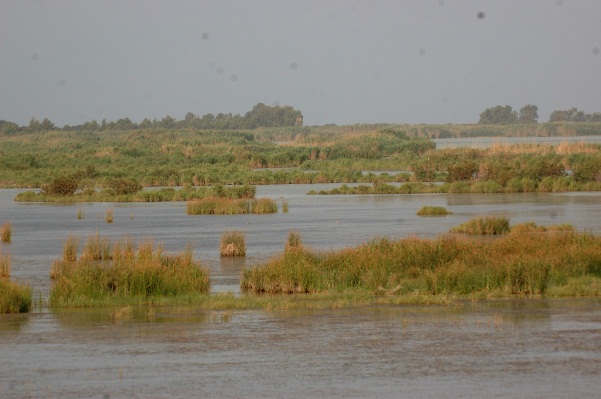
1 186 600 398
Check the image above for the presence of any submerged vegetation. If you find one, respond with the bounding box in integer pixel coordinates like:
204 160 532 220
50 236 211 307
241 223 601 298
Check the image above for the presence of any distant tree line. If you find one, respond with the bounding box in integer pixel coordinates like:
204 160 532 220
478 105 601 125
0 103 303 134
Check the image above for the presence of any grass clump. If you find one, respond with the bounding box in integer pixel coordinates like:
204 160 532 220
450 216 510 235
241 223 601 299
0 249 10 277
50 237 211 307
0 279 32 313
105 208 114 223
220 231 246 257
1 222 12 243
186 197 278 215
417 206 451 216
285 231 303 252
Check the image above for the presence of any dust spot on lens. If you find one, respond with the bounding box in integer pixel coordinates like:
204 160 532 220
201 32 209 40
217 67 224 74
593 47 600 55
555 0 563 6
32 53 39 60
229 74 238 82
290 62 298 70
477 11 485 19
419 48 426 56
58 79 67 87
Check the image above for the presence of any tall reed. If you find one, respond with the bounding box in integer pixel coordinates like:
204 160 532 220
1 222 12 243
220 231 246 257
187 197 278 215
285 231 303 252
241 223 601 297
0 279 32 313
0 249 10 277
50 237 211 307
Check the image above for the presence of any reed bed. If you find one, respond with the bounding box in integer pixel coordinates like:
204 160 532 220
220 231 246 257
450 216 510 235
1 222 12 243
417 206 451 216
50 236 211 307
186 197 278 215
241 224 601 298
0 279 32 313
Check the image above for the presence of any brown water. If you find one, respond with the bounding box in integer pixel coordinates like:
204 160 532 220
1 186 601 397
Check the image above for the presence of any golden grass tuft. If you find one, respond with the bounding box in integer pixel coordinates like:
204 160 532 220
105 208 114 223
220 231 246 257
0 249 10 277
285 231 303 252
1 222 12 243
417 206 451 216
0 278 32 313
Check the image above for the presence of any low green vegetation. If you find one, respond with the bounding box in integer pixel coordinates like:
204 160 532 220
241 223 601 298
450 216 511 235
0 249 9 277
220 231 246 257
50 236 211 307
187 197 278 215
417 206 451 216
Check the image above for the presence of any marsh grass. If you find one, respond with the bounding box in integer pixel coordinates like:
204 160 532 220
0 279 32 313
241 223 601 298
105 208 114 223
1 222 12 243
450 216 510 235
50 237 211 307
220 231 246 257
0 249 10 277
417 206 451 216
285 231 303 252
281 200 289 213
82 233 111 261
187 197 278 215
77 209 85 220
63 235 79 262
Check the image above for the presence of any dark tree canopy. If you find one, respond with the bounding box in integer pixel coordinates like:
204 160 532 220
518 104 538 124
479 105 518 124
549 108 601 122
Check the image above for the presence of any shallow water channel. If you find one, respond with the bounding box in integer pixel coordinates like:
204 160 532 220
1 186 601 398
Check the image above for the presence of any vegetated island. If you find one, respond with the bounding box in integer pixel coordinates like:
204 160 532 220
26 218 601 311
2 116 600 195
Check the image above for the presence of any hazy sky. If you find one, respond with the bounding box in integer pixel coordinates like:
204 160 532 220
1 0 600 127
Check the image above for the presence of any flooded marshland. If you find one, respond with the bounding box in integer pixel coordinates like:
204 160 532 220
1 185 601 397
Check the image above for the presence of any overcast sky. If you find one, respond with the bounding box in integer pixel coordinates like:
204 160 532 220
1 0 600 127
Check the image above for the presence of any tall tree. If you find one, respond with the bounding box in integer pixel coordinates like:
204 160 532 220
479 105 518 124
518 104 538 124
